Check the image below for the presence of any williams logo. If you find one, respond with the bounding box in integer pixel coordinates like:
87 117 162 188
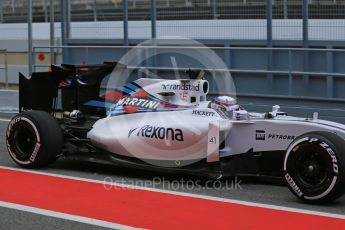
128 125 184 141
256 130 266 140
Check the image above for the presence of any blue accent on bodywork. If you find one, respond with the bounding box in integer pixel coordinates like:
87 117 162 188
121 82 142 95
121 86 135 95
125 83 140 92
109 107 189 117
84 100 114 108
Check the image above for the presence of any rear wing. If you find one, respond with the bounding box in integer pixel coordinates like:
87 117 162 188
19 62 118 114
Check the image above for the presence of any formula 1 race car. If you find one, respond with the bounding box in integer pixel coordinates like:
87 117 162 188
6 62 345 204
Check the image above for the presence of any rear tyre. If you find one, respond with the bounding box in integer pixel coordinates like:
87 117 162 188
284 131 345 203
6 111 64 168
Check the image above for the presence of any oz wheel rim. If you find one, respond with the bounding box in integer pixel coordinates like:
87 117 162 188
292 143 333 191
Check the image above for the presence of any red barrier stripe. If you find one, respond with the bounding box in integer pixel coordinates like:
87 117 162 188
0 168 344 229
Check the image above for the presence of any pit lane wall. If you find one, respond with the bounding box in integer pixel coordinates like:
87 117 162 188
63 44 345 124
1 21 345 122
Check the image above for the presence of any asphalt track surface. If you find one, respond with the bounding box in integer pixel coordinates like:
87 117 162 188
0 114 344 229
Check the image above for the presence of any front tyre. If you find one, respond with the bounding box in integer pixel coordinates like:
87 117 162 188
6 111 64 168
284 131 345 203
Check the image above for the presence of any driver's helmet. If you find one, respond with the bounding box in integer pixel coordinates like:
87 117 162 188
210 96 239 112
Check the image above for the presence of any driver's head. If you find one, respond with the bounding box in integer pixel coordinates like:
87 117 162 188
211 96 239 112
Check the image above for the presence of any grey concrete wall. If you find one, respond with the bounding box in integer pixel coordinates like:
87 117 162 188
0 90 18 113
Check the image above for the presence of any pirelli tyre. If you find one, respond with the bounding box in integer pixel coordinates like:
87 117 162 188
283 131 345 203
6 111 63 168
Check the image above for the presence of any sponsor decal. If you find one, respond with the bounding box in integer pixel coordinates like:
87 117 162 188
116 96 160 110
128 128 138 138
30 143 41 162
162 83 200 92
128 125 184 142
268 134 296 141
256 130 295 141
255 130 266 140
285 173 303 197
192 110 215 117
6 117 21 138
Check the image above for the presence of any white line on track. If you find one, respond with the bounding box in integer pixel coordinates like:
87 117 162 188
1 166 345 221
0 118 10 122
0 201 141 230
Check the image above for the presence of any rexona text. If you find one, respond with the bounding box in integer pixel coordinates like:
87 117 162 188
133 125 184 142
